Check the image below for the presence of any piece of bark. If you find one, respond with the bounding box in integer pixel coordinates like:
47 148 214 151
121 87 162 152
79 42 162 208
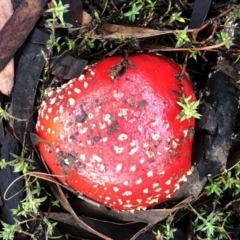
171 70 239 201
11 28 48 145
0 131 23 224
50 53 88 79
0 1 14 95
194 70 239 178
0 0 48 73
48 212 149 240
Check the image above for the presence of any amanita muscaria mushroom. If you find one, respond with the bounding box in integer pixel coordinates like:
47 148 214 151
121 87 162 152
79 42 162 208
36 53 195 211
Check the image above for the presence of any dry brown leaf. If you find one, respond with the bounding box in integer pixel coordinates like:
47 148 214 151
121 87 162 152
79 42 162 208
91 23 174 39
0 0 14 95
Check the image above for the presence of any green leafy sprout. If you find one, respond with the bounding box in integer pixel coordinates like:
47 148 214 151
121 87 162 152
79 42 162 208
169 12 185 24
215 31 234 49
45 0 70 28
123 3 143 22
176 96 201 121
175 26 190 48
153 215 177 240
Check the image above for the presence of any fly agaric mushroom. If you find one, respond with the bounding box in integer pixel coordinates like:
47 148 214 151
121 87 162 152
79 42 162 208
36 53 195 211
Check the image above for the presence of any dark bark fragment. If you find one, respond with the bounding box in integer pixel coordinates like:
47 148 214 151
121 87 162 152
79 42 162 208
0 0 48 73
11 28 48 146
0 132 23 224
50 53 88 79
194 71 239 178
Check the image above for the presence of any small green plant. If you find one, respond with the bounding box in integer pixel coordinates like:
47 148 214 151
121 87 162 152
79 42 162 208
45 0 72 54
169 12 185 24
215 31 234 49
176 96 201 121
188 204 231 239
189 50 202 62
123 3 143 22
175 26 190 48
45 0 71 28
0 154 59 239
153 215 177 240
0 106 27 122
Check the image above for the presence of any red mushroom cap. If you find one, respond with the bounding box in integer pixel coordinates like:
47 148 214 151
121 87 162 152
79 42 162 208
36 53 195 211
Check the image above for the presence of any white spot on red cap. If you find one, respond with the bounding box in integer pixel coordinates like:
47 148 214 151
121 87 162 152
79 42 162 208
149 198 159 204
183 129 188 137
147 170 153 177
115 163 123 172
146 150 155 159
165 179 171 185
91 154 102 162
67 91 71 95
123 181 129 186
78 74 84 80
153 183 159 188
155 188 162 192
113 187 119 192
59 105 64 113
80 127 88 134
47 108 52 113
88 113 94 119
151 118 159 127
122 191 132 196
80 154 86 161
151 133 160 141
113 90 124 100
130 140 136 146
47 91 54 97
143 188 149 194
179 174 187 182
53 116 59 123
118 134 128 141
83 82 88 88
68 98 75 106
47 128 51 133
129 146 138 155
137 125 143 132
40 125 44 130
114 146 124 154
174 183 180 192
102 137 108 142
103 114 112 124
99 122 106 129
117 199 123 205
105 196 111 201
117 108 128 117
74 88 81 94
135 178 142 185
139 159 145 164
123 204 133 208
45 114 49 120
49 97 56 105
90 71 95 76
130 165 136 172
136 199 142 203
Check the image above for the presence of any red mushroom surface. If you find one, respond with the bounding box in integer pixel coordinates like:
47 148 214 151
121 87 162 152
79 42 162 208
36 53 195 211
